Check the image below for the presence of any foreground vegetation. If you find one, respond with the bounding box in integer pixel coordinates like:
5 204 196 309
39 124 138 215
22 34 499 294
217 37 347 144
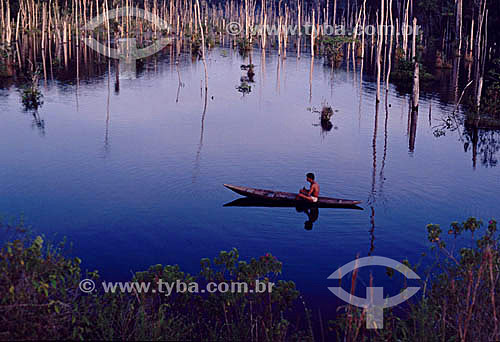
0 216 498 340
0 221 303 340
335 217 500 341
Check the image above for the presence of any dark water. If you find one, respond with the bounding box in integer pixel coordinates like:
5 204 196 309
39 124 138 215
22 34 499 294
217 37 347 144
1 47 499 313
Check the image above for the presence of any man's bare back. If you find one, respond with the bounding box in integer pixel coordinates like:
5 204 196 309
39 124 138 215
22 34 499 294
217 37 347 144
297 173 320 203
309 182 320 197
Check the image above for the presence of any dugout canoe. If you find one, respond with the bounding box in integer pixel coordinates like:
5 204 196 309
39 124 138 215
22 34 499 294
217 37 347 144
223 184 362 207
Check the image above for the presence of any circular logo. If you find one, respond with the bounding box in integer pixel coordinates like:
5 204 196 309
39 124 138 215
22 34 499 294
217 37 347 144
79 279 96 293
82 7 172 60
226 22 242 36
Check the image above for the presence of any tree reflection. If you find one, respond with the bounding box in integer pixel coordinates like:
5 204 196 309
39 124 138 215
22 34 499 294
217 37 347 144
464 127 500 168
433 108 500 168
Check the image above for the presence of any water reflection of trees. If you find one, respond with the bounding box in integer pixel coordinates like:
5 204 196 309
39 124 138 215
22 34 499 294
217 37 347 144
0 37 185 91
434 112 500 168
464 128 500 168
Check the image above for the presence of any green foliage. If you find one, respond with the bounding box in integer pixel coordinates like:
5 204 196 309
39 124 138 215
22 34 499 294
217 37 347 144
0 223 305 340
390 60 435 94
320 106 333 122
0 226 85 339
308 102 335 122
21 87 44 110
236 38 252 51
191 35 202 57
320 36 356 65
333 217 500 341
20 67 44 111
416 0 455 17
236 38 252 57
4 216 500 340
408 218 500 341
391 60 434 83
482 59 500 116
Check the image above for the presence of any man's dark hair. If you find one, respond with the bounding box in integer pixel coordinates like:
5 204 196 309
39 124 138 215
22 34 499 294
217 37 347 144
306 172 315 180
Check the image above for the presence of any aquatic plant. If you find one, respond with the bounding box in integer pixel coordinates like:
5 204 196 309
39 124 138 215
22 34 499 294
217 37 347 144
308 102 335 123
237 38 252 51
247 67 255 82
390 60 434 92
237 38 252 57
308 102 336 135
236 81 251 95
320 36 355 66
240 64 255 81
320 105 333 122
21 88 44 111
20 68 44 111
240 64 255 71
191 35 202 57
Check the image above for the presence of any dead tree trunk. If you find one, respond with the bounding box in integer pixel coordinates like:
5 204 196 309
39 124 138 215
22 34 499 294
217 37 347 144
412 61 419 110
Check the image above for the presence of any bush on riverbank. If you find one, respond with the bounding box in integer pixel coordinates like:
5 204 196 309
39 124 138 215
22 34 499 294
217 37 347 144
0 220 304 340
331 217 500 341
1 217 498 340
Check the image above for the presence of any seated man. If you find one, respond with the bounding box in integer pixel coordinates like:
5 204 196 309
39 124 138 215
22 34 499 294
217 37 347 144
297 172 320 203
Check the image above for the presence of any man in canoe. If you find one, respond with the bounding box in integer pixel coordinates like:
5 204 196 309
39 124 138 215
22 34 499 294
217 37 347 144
297 172 320 203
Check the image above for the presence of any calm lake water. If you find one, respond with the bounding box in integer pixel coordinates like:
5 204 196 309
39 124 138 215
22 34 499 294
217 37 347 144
1 46 499 313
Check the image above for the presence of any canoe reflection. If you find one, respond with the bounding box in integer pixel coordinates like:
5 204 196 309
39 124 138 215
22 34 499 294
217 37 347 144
223 198 363 230
296 206 319 230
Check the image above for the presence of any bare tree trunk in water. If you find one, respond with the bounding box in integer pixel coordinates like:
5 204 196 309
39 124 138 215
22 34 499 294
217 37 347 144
333 0 337 26
403 0 410 58
411 17 417 61
474 0 486 111
456 0 463 54
195 0 208 91
386 0 393 91
311 10 315 57
376 0 385 102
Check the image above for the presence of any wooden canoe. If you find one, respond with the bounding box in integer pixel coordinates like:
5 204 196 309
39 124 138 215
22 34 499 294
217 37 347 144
223 184 362 207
